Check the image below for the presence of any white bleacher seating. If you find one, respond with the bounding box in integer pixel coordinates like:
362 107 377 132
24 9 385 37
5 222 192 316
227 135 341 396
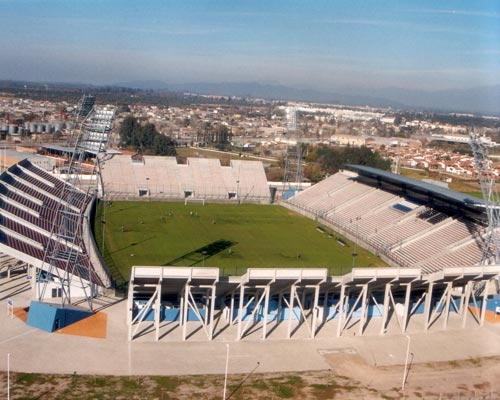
283 170 485 272
100 155 271 203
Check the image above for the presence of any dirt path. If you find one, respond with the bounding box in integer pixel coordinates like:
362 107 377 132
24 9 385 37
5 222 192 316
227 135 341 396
324 352 500 399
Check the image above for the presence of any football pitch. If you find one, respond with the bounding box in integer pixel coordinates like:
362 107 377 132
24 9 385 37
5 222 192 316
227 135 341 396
94 201 386 283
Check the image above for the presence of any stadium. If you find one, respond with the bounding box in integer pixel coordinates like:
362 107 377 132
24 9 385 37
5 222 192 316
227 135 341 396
0 103 499 393
0 102 500 400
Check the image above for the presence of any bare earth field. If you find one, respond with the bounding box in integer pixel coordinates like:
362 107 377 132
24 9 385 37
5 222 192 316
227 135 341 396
2 355 500 399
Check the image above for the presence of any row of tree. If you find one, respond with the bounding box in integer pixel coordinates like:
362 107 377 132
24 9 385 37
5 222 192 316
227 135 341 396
119 116 176 156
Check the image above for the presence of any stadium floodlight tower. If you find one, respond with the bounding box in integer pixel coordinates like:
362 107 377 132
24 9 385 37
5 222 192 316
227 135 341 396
78 94 96 118
37 98 115 309
469 130 500 265
282 107 303 199
66 94 96 147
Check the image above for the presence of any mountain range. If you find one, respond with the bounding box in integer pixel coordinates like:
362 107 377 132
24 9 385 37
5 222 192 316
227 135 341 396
115 80 500 116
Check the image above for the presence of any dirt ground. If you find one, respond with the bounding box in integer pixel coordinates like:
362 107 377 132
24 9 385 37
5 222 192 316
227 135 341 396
324 352 500 399
1 354 499 399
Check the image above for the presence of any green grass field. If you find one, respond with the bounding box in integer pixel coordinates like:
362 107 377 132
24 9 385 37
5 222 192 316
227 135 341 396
94 202 385 283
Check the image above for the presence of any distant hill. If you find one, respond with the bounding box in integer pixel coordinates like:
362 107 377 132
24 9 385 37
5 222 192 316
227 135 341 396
367 85 500 116
108 80 500 116
115 80 406 109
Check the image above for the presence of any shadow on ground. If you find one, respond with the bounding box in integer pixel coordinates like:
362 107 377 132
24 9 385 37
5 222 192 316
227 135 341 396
164 239 237 267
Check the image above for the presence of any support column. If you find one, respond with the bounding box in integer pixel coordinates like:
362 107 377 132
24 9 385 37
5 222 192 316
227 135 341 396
229 291 235 325
336 285 346 337
423 282 434 332
182 283 190 341
322 290 329 324
402 282 412 333
358 284 368 336
300 289 307 323
236 285 245 341
462 281 472 328
154 282 162 341
127 282 135 341
209 285 216 340
30 265 36 296
311 285 320 338
277 290 283 325
204 289 209 326
380 283 391 335
442 282 452 330
262 285 270 339
287 284 296 339
127 280 135 326
480 280 490 327
179 292 184 327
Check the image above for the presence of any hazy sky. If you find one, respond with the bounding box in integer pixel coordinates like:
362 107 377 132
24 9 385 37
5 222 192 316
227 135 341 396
0 0 499 91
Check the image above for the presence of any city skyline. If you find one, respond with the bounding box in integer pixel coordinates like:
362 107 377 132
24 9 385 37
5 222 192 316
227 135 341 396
0 0 499 92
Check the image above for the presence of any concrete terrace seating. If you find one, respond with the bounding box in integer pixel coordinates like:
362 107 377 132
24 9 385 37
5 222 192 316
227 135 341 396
0 160 106 287
283 170 485 273
369 210 431 249
289 177 373 215
145 156 182 197
231 160 270 202
420 240 484 274
328 189 398 224
390 219 478 267
288 172 353 212
344 201 413 239
100 155 271 203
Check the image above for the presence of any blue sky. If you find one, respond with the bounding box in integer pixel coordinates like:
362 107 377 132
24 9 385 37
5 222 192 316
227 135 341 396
0 0 499 91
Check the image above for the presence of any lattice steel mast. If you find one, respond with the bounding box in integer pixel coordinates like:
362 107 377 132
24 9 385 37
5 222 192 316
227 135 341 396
469 130 500 264
66 94 95 148
282 107 302 195
37 97 114 308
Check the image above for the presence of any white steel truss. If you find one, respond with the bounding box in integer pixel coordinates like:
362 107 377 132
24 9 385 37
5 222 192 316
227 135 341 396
128 267 219 341
470 130 500 264
37 99 115 309
128 266 499 342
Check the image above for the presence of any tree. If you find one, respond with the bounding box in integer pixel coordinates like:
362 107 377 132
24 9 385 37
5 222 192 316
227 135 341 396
119 116 138 147
117 104 131 114
303 163 323 183
153 135 176 156
119 115 176 156
307 144 390 177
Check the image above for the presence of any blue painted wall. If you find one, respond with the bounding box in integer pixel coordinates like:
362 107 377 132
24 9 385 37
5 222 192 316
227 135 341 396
132 301 205 322
26 301 93 333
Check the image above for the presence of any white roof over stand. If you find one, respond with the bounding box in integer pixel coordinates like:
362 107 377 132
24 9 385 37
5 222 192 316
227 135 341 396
243 268 328 284
132 266 219 282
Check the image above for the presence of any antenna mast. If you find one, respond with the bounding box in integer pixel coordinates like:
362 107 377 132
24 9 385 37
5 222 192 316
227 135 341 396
469 130 500 264
282 107 302 199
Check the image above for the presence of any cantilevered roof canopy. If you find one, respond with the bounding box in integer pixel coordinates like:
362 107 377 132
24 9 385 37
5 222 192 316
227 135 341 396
346 164 484 208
